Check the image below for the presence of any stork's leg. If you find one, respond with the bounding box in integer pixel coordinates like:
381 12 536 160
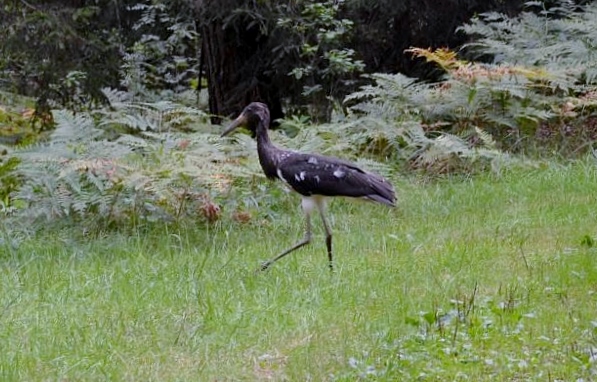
258 206 312 272
317 203 333 271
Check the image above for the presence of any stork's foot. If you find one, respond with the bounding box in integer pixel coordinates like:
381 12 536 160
257 261 272 273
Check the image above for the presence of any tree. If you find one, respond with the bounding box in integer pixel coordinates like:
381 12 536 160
0 0 138 115
0 0 199 119
197 0 283 124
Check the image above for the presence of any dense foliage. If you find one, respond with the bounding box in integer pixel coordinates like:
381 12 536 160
0 0 199 119
1 0 526 123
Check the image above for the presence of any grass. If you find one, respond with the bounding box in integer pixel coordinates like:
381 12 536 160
2 160 597 380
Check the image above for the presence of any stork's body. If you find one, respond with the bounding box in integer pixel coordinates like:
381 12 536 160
222 102 395 271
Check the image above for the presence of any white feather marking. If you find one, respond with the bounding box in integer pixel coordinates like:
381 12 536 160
315 175 321 183
277 169 289 184
293 171 307 182
333 169 345 178
308 157 318 165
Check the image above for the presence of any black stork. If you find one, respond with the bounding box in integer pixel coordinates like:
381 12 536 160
221 102 396 271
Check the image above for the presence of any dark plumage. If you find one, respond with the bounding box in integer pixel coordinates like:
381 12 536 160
276 153 395 205
221 102 396 271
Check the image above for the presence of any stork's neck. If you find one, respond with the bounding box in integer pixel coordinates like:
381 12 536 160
255 121 272 146
255 120 281 180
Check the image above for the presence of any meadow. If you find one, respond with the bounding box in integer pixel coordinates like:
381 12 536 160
1 160 597 381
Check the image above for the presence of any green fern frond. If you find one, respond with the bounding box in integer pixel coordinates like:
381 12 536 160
51 110 103 143
460 0 596 86
475 127 497 149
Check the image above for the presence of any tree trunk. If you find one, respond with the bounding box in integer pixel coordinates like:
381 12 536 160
197 0 283 125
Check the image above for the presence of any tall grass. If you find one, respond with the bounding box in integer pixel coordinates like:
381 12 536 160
1 160 597 380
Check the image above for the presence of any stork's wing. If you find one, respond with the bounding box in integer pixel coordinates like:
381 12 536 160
277 153 395 206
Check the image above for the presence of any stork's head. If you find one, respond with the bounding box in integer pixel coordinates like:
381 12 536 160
221 102 270 138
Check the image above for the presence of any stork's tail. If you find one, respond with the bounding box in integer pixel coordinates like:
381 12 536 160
365 173 396 207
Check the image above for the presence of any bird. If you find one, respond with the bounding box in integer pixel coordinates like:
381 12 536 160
221 102 396 271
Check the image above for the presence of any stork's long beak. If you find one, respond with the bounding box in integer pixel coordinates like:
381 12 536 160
221 113 248 137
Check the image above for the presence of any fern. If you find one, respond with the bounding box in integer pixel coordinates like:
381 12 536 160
342 50 571 169
459 0 597 86
344 24 597 162
7 100 257 226
98 88 209 133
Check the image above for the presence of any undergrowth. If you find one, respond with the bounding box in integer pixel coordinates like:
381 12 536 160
6 92 262 228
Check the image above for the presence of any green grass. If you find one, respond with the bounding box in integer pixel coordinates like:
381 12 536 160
2 161 597 380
